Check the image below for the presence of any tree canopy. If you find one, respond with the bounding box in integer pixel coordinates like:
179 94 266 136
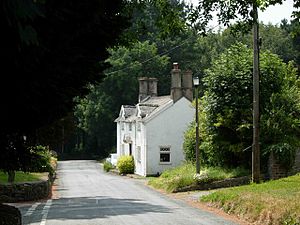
184 43 300 169
74 41 170 157
0 0 130 173
1 0 129 135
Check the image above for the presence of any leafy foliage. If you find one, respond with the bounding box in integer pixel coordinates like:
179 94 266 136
148 163 249 192
189 0 300 34
117 155 134 174
0 0 130 172
184 43 300 169
74 41 170 156
103 161 114 172
29 145 56 176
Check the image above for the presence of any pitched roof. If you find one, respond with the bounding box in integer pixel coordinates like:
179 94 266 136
115 95 173 123
138 96 172 120
123 105 136 118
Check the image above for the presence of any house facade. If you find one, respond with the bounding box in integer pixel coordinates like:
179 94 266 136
114 63 195 176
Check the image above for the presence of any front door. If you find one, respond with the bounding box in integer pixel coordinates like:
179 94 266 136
129 143 132 156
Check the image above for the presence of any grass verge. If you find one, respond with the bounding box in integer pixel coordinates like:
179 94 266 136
200 173 300 225
147 163 249 193
0 171 46 184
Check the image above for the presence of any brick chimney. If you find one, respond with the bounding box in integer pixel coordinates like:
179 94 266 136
138 77 158 102
171 62 182 102
182 70 193 101
148 77 158 97
138 77 148 102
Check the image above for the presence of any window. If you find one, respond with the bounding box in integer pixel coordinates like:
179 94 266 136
121 122 125 130
136 146 141 162
129 123 132 131
160 147 171 163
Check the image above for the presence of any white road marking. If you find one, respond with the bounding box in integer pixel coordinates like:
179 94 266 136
24 202 41 217
40 199 52 225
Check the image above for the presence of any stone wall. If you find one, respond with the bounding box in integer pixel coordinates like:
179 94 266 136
173 176 251 193
268 149 300 180
0 174 53 203
292 149 300 173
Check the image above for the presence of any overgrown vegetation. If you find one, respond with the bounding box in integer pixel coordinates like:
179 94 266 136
148 163 249 193
0 145 57 183
184 43 300 170
116 155 135 174
200 173 300 225
103 161 114 172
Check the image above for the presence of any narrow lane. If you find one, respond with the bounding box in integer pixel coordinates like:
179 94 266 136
20 160 238 225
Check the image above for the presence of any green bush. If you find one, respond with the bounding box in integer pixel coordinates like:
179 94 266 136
117 155 134 174
183 43 300 169
29 146 56 175
103 161 114 172
148 163 249 192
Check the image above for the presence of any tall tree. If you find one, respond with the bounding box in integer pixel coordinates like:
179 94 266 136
74 41 170 157
0 0 130 174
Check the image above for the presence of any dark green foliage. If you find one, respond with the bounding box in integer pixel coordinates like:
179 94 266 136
0 204 21 225
29 146 55 175
74 41 170 156
184 43 300 169
0 0 130 167
0 134 32 182
1 0 129 134
117 155 135 174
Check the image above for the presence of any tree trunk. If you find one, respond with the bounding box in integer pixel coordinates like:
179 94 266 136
7 170 15 183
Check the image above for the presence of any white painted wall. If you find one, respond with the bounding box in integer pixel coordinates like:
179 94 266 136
116 122 121 157
145 97 194 175
135 121 147 176
116 97 194 176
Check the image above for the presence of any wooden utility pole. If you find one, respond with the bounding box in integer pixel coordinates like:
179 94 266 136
252 2 260 183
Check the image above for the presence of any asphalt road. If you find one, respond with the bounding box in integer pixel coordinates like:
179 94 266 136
18 160 238 225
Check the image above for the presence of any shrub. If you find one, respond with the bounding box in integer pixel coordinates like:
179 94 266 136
183 43 300 169
29 146 56 175
148 163 249 192
117 155 134 174
103 161 114 172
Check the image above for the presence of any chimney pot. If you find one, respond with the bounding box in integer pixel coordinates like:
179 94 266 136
173 62 179 70
138 77 148 102
171 62 182 102
182 70 193 101
148 77 158 97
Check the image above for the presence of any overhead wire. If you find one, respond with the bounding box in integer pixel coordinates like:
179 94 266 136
105 23 221 76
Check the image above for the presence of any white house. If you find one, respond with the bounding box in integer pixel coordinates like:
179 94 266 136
114 63 195 176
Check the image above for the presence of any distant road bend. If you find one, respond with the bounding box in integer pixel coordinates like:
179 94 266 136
19 160 238 225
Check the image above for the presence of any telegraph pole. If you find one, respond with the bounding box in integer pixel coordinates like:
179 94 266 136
252 2 260 183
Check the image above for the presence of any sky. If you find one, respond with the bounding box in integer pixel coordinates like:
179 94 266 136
187 0 295 26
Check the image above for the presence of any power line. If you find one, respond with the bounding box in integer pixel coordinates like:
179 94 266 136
105 24 221 76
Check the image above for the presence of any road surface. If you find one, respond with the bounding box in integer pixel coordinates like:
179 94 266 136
18 160 238 225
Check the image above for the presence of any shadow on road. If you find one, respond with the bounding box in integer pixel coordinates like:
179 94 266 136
27 196 171 223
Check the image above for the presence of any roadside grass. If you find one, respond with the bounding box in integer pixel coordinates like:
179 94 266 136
200 173 300 225
0 171 46 184
147 163 249 193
